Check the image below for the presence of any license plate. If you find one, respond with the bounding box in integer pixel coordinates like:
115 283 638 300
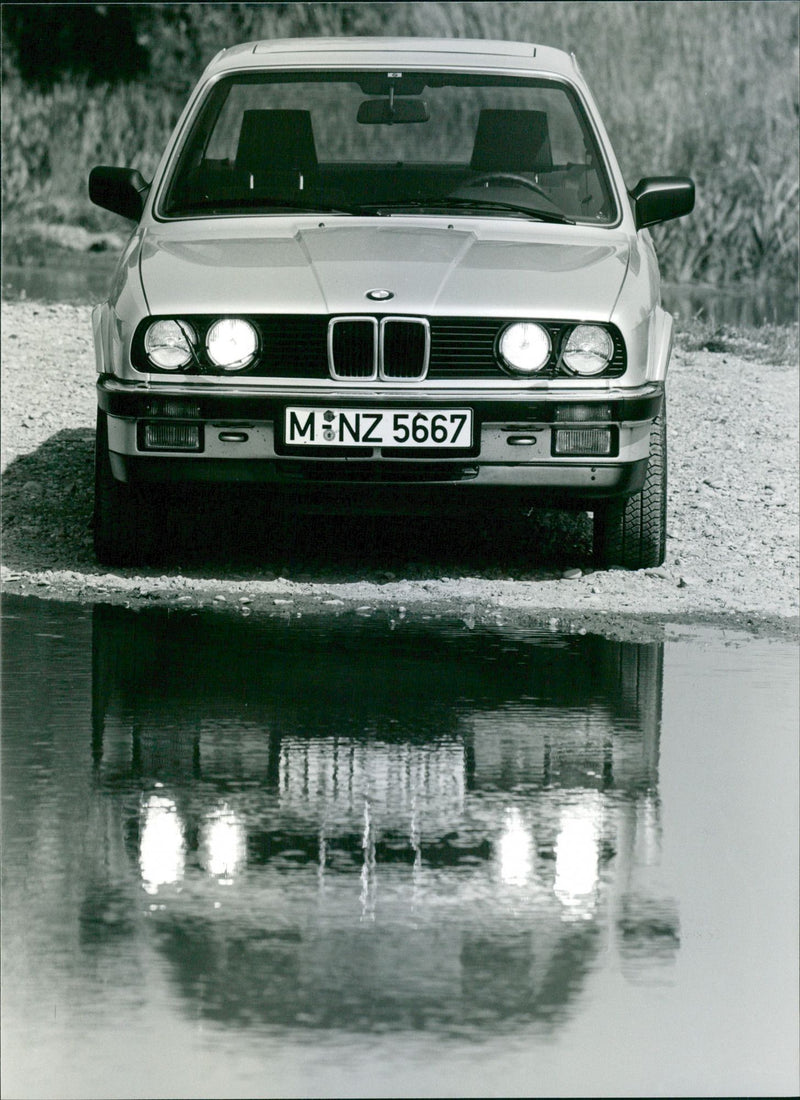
284 407 473 448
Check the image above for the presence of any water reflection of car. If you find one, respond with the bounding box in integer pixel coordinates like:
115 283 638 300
88 37 694 568
86 605 680 1032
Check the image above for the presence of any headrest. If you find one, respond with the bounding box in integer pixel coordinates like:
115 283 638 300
470 109 553 172
235 110 317 173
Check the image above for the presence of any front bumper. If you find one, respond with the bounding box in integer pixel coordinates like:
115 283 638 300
98 377 662 507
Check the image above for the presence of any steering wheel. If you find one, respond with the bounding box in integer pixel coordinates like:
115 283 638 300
464 172 549 199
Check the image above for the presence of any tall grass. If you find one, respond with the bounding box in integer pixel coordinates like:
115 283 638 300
2 0 797 284
2 78 182 228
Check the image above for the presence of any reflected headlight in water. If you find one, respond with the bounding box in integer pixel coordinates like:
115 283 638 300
554 797 601 913
201 804 247 881
499 807 533 886
139 794 185 894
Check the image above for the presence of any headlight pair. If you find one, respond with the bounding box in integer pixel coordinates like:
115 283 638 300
498 322 615 377
144 318 258 372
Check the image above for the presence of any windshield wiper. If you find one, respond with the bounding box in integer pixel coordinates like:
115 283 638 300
354 197 576 224
167 196 359 216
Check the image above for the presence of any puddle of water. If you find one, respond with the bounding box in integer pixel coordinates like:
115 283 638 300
661 281 798 327
1 253 119 306
2 596 798 1098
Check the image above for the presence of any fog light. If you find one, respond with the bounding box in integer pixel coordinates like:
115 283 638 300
553 428 614 456
141 422 202 451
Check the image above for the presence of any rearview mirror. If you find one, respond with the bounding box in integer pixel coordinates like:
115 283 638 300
89 166 150 221
630 177 695 230
357 98 430 125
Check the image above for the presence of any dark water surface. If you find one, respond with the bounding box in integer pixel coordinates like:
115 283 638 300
2 596 797 1098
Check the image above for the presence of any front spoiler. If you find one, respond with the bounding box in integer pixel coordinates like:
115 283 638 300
110 453 647 510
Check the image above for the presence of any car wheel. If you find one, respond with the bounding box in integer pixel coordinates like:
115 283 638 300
593 407 666 570
93 410 157 566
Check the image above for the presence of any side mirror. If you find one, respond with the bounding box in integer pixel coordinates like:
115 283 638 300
89 166 150 221
630 177 695 230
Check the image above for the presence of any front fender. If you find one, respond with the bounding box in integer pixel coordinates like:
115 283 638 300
647 305 674 383
93 228 150 379
91 303 107 374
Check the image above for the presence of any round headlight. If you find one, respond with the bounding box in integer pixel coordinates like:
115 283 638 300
144 319 196 370
498 322 551 375
206 318 258 371
562 325 614 376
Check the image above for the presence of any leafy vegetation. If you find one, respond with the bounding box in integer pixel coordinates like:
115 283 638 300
674 319 799 368
2 1 798 285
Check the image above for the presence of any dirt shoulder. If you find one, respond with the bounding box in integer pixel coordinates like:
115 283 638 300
2 301 798 641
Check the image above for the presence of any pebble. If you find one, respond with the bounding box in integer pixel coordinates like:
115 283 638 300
0 301 797 620
562 568 582 580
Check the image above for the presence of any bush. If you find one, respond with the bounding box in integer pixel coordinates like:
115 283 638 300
2 77 182 228
2 1 797 283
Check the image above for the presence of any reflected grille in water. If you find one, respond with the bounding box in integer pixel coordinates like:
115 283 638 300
277 738 466 828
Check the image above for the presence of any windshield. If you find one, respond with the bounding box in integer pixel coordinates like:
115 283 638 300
160 70 617 224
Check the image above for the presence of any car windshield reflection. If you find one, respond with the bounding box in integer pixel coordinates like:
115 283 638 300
161 71 616 225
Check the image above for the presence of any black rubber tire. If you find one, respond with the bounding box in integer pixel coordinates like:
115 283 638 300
93 409 157 566
593 408 667 570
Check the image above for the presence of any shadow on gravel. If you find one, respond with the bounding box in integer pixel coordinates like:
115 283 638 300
2 430 593 580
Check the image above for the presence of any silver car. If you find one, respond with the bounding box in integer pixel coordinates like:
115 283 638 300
89 36 694 567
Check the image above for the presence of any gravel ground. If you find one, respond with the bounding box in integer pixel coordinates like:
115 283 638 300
2 300 798 639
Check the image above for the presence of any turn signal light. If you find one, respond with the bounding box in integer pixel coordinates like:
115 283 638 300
554 404 612 422
145 398 202 418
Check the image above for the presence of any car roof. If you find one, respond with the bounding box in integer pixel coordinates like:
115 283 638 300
202 36 580 80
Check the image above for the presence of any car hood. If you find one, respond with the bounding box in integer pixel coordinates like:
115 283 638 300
139 220 630 320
